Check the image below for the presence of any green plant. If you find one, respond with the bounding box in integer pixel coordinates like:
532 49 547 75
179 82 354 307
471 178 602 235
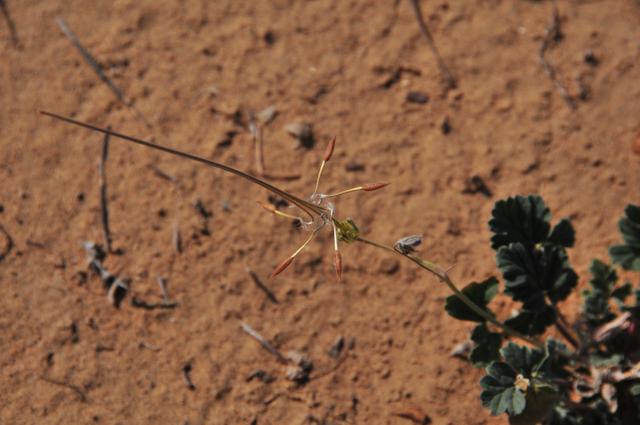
40 111 639 423
444 195 640 424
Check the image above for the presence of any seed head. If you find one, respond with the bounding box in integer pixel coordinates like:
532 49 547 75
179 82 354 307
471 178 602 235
270 257 294 278
334 251 343 281
324 136 336 162
362 182 389 192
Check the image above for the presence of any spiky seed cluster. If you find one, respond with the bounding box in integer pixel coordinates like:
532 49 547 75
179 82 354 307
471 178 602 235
266 136 389 280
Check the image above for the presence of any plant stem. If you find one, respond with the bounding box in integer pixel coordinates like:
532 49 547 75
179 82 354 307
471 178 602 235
550 303 579 349
356 236 544 349
39 111 326 221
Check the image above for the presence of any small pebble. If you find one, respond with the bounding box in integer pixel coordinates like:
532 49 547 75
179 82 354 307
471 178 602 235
462 175 492 198
450 340 474 359
345 162 365 172
263 30 276 45
584 50 599 67
256 105 278 125
285 351 313 384
285 122 314 148
328 336 345 358
441 117 452 134
406 91 429 104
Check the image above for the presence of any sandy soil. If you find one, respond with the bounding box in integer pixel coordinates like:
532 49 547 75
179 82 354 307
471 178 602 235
1 1 639 424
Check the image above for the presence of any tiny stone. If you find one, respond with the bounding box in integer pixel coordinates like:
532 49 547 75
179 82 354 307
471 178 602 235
263 30 276 45
328 336 345 358
406 91 429 104
285 351 313 384
285 122 314 149
76 193 85 202
256 106 278 125
462 175 492 198
345 162 365 172
194 199 212 219
217 130 237 149
584 50 599 67
450 340 474 359
441 117 452 134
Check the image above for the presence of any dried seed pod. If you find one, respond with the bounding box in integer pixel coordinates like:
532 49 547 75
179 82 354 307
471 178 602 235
271 257 294 278
324 136 336 162
362 182 389 191
394 235 423 254
334 251 343 280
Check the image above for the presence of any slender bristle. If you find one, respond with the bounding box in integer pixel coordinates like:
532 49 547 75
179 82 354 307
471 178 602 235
324 136 336 162
257 201 276 213
334 251 342 281
270 257 294 278
39 110 326 220
362 182 389 191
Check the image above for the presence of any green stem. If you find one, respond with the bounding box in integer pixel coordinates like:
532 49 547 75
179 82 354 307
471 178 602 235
356 236 544 349
549 303 580 349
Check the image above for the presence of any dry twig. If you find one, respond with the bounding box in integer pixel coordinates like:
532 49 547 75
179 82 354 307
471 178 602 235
539 0 576 110
99 129 112 252
240 322 288 364
0 223 13 262
409 0 457 89
247 267 279 304
56 17 153 129
182 363 196 391
39 375 87 402
83 241 128 307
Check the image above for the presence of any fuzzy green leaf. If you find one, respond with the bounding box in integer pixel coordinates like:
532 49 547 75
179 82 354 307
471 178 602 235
445 277 499 322
611 282 632 303
504 305 555 336
609 204 640 271
470 323 502 366
622 290 640 320
498 243 577 304
540 339 571 380
548 218 575 248
582 260 618 325
489 195 552 250
501 342 545 375
480 361 526 416
588 259 617 292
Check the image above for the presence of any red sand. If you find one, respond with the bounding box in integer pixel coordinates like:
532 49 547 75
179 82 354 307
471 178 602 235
1 1 639 424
